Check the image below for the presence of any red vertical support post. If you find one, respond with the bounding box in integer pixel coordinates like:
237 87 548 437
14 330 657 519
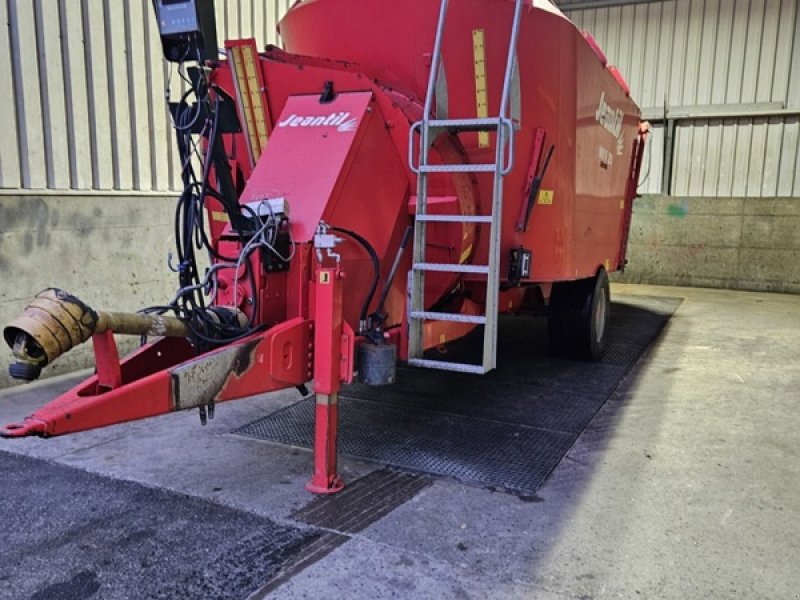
92 330 123 390
306 266 345 494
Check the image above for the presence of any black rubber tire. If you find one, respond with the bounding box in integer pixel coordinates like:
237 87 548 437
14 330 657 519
547 268 610 360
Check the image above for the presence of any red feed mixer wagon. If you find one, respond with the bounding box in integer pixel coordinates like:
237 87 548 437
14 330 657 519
2 0 646 493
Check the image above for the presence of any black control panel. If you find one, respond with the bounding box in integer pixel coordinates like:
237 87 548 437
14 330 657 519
152 0 218 62
508 247 532 285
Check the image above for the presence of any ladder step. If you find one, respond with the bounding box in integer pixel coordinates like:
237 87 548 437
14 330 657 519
418 164 497 174
408 358 489 375
415 214 494 223
410 311 487 324
427 117 505 132
413 262 490 274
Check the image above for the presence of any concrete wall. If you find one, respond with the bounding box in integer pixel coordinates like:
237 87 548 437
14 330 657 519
0 194 179 388
616 196 800 294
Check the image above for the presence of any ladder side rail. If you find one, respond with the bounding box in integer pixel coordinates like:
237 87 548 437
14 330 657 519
483 122 507 370
409 163 429 360
409 0 449 360
482 0 524 370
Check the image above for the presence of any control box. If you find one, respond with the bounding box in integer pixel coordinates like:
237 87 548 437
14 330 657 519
152 0 218 62
508 247 532 285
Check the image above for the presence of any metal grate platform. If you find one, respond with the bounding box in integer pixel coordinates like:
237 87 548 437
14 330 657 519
234 296 682 495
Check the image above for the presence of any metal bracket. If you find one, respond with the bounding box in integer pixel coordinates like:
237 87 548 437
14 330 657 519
314 222 343 264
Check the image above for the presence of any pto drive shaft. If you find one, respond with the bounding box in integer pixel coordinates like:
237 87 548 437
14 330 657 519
3 288 190 382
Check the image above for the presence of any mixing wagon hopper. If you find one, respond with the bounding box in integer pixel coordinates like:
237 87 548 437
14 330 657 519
280 0 647 369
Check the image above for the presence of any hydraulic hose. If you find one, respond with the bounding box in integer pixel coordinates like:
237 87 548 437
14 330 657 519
330 227 380 331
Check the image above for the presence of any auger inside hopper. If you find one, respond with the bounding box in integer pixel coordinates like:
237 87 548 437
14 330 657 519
3 0 646 494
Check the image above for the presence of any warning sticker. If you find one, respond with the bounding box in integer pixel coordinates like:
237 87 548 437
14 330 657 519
538 190 554 205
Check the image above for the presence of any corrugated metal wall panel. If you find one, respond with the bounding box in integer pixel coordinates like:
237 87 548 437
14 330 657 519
2 0 292 193
254 0 267 49
0 0 21 189
144 7 173 192
777 118 799 196
563 0 799 197
126 0 153 191
84 0 115 190
106 1 134 191
716 118 738 197
61 0 92 190
704 121 723 195
4 1 796 197
711 0 734 106
565 0 797 111
240 0 255 40
772 0 796 104
671 118 692 196
36 1 70 190
8 0 47 189
667 117 800 197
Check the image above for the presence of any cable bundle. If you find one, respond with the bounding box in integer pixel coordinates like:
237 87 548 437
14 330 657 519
141 61 292 349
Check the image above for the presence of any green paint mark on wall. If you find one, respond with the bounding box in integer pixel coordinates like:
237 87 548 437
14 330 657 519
667 200 688 218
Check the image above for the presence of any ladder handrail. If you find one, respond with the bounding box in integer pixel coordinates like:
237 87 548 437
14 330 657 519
423 0 523 122
422 0 450 124
499 0 524 120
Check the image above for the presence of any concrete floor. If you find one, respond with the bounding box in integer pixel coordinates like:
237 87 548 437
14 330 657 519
1 284 798 599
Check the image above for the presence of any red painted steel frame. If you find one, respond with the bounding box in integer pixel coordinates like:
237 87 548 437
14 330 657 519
93 330 123 390
1 320 312 438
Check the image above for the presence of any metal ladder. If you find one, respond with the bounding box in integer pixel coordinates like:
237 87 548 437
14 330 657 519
407 0 524 374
